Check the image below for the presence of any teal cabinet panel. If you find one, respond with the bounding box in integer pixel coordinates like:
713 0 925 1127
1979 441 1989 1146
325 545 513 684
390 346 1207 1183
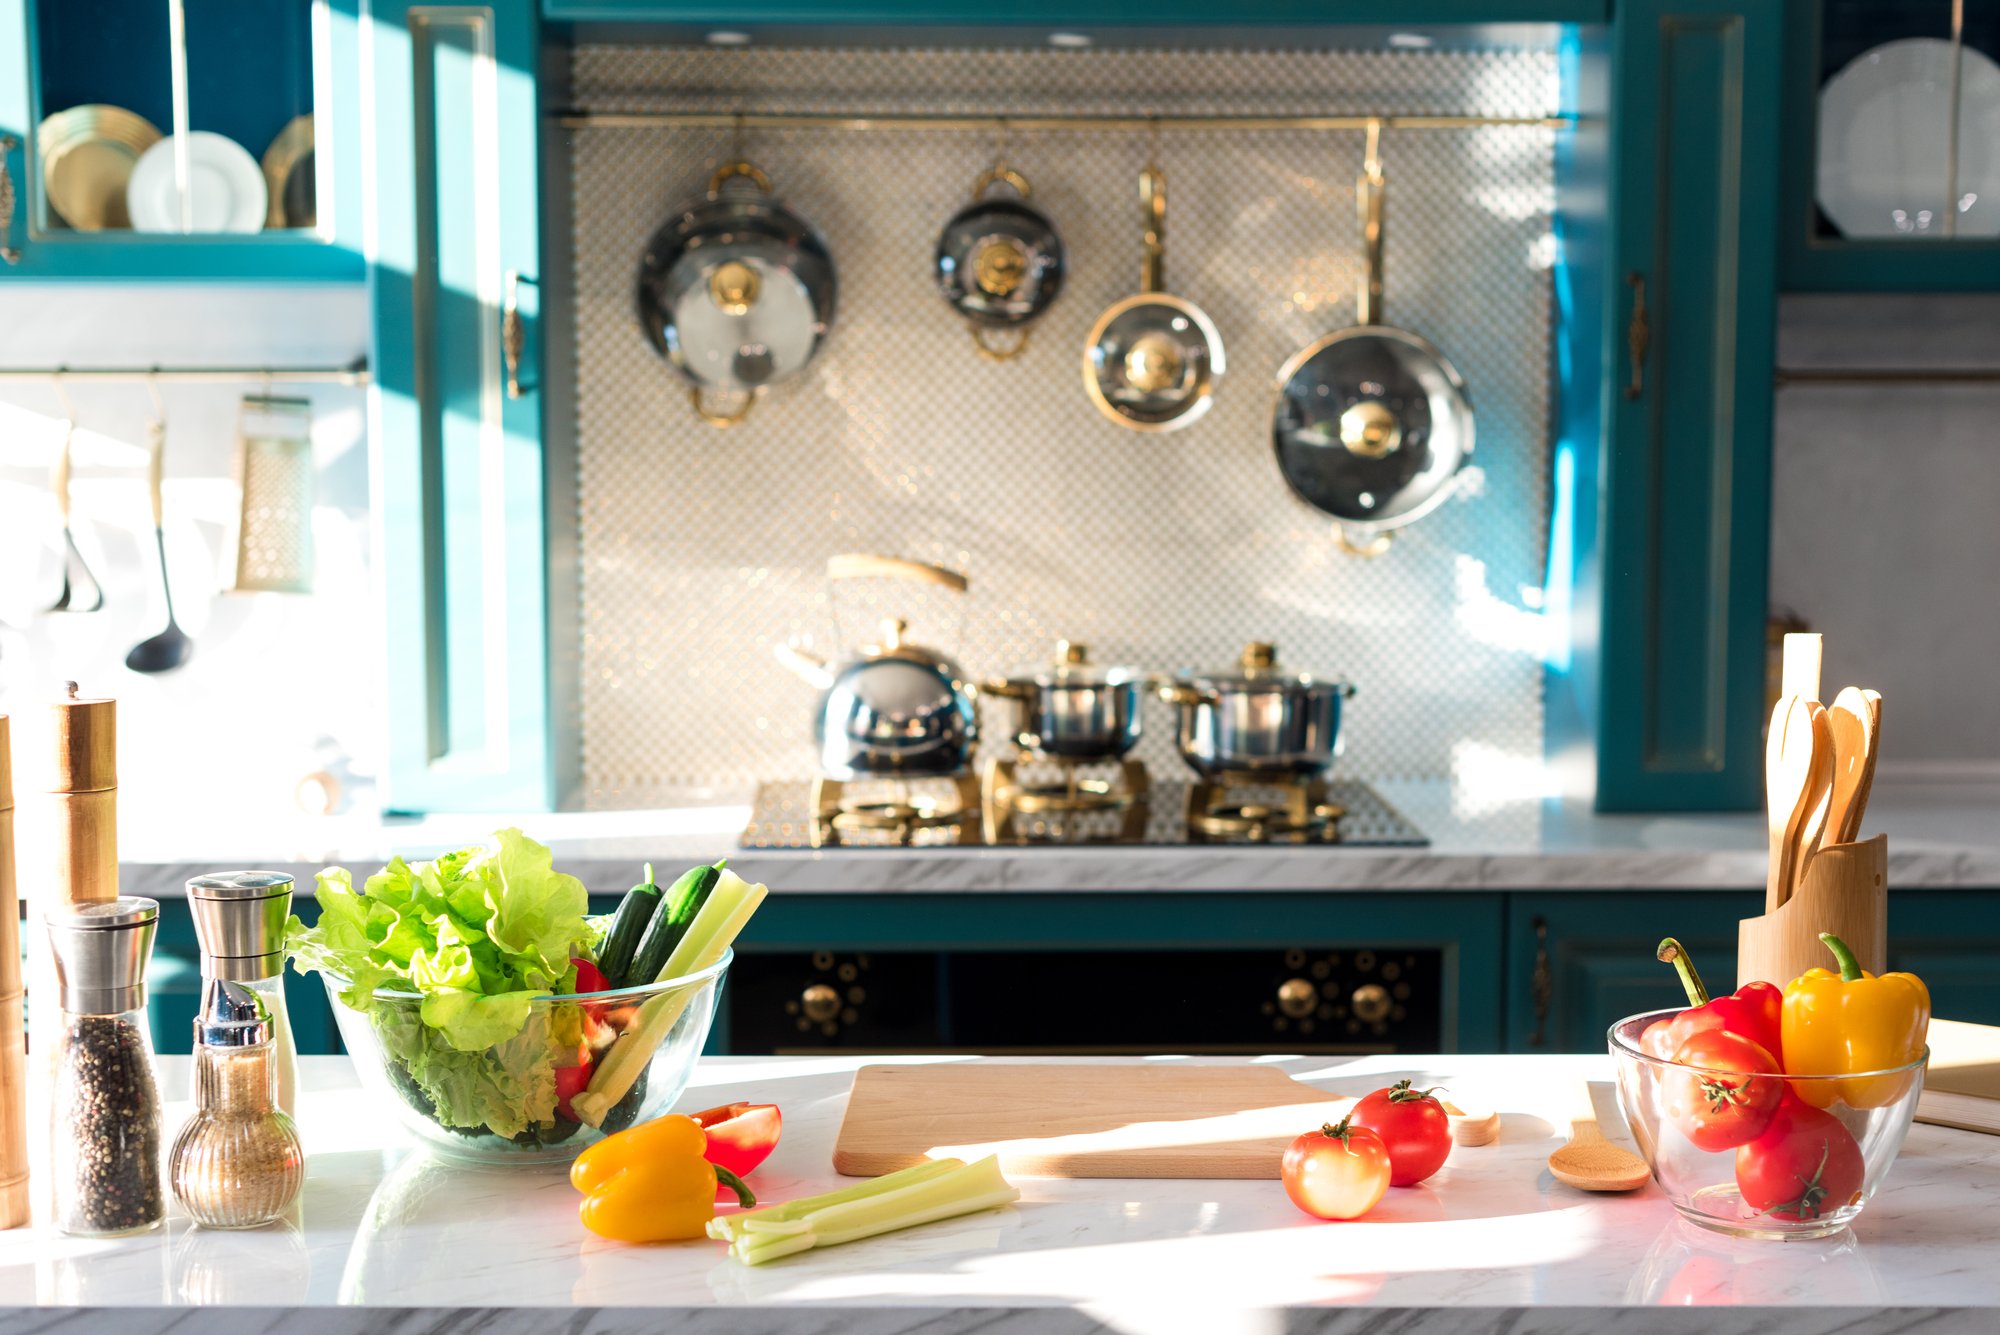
545 1 1609 23
1888 892 2000 1026
1504 892 1760 1051
0 0 363 282
371 0 555 812
1593 0 1781 811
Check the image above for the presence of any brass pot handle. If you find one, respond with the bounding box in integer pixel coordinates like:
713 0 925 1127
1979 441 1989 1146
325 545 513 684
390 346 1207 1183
1337 525 1393 558
981 677 1029 699
709 159 773 196
0 133 20 265
690 386 754 427
972 326 1031 361
502 270 529 399
1624 272 1649 401
826 553 970 593
1139 164 1166 294
1355 119 1385 327
971 165 1031 200
1156 682 1218 708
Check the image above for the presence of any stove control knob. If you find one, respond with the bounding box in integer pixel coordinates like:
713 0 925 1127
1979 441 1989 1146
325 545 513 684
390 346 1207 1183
1277 978 1317 1019
1351 983 1392 1024
802 984 841 1023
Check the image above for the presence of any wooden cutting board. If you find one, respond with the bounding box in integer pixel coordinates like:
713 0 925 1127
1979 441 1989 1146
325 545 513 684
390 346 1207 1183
833 1063 1352 1179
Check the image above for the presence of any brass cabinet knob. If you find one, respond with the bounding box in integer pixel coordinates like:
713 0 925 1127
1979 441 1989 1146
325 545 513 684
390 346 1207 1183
1351 982 1392 1024
802 983 841 1023
1276 977 1317 1019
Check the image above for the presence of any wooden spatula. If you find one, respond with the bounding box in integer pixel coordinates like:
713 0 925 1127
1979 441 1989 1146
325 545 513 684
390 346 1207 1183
1790 701 1837 896
1546 1082 1650 1192
1826 687 1880 846
1766 696 1831 913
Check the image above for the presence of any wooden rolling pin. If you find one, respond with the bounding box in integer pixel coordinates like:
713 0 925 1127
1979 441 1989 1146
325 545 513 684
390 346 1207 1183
0 717 28 1227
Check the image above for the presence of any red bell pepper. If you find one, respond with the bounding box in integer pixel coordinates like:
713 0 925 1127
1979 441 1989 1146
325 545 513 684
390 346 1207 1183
692 1102 782 1184
1642 938 1785 1062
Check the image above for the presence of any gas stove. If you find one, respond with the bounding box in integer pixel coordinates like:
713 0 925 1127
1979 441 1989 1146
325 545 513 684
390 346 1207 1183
740 771 1427 849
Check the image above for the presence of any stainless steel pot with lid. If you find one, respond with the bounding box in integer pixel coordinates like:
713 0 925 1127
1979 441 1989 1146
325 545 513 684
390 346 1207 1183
1158 641 1356 778
1272 123 1473 554
1083 164 1225 432
636 159 837 428
983 639 1146 761
777 554 978 780
935 164 1066 362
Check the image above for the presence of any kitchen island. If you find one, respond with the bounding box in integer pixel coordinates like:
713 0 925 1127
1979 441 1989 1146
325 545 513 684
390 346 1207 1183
3 1053 1994 1333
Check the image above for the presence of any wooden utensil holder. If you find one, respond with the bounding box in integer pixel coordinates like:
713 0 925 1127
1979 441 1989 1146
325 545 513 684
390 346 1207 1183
1738 834 1887 989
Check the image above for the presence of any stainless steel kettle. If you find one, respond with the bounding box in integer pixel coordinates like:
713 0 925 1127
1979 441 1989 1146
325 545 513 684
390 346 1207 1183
777 555 977 780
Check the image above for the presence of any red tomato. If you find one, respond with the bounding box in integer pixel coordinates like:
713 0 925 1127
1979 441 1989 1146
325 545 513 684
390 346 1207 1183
1734 1097 1865 1221
554 1053 593 1123
1347 1080 1452 1186
1281 1116 1391 1221
1663 1030 1783 1151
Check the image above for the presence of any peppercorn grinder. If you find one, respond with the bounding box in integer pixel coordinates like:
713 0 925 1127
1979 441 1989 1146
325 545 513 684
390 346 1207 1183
169 980 304 1230
187 872 298 1116
44 897 164 1237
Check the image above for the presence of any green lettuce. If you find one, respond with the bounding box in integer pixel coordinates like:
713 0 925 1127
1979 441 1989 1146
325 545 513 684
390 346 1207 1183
285 828 594 1136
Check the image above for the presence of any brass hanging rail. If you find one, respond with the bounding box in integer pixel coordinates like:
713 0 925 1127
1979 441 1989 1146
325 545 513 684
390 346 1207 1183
1774 367 2000 387
0 361 370 386
556 109 1573 133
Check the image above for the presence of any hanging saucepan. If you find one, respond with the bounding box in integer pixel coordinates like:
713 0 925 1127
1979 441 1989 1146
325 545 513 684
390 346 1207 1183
635 159 837 428
1082 164 1225 432
1272 124 1473 554
935 164 1065 362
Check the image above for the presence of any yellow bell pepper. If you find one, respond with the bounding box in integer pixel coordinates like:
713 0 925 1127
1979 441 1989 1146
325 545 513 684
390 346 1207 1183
570 1113 755 1243
1781 933 1930 1109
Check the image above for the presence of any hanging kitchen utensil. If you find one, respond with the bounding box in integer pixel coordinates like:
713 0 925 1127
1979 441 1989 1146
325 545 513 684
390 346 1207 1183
935 159 1065 361
125 378 192 673
1273 122 1474 553
636 158 837 427
45 377 102 614
1082 162 1224 432
775 554 977 780
230 392 315 593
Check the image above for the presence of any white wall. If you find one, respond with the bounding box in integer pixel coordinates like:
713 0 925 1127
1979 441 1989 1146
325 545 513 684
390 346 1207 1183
0 285 380 835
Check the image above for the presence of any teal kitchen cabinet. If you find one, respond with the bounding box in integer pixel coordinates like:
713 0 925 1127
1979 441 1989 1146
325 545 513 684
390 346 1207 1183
0 0 362 281
544 0 1610 22
369 0 564 812
1887 892 2000 1025
1584 0 1782 811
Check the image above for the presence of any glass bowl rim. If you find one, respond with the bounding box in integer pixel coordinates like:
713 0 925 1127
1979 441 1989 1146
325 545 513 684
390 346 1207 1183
322 947 733 1004
1608 1005 1930 1080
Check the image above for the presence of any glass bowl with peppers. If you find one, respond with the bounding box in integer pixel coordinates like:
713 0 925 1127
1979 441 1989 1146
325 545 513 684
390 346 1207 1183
1608 933 1930 1240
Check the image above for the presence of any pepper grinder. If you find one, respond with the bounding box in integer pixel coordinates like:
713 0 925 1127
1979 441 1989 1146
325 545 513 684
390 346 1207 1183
169 980 303 1230
186 872 298 1117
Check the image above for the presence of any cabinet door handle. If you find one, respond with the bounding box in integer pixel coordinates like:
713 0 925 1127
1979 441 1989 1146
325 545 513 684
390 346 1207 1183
0 134 20 265
501 270 529 399
1529 914 1552 1047
1624 272 1649 400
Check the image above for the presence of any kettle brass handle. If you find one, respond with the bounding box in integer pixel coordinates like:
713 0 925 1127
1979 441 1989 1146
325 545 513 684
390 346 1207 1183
691 386 754 428
971 165 1031 201
0 134 19 265
1624 272 1649 401
826 553 970 593
709 159 773 196
971 325 1032 361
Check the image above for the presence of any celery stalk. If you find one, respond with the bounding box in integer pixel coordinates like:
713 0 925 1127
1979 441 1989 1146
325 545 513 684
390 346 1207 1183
726 1156 1020 1267
706 1158 964 1242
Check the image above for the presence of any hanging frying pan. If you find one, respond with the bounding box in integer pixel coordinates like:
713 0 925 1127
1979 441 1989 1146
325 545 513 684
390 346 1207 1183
935 164 1066 361
1272 123 1473 553
1082 164 1225 432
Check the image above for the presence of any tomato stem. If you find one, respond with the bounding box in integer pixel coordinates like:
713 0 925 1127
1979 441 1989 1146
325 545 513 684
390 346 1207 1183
1656 937 1711 1007
1320 1115 1357 1146
1818 932 1865 983
1383 1078 1446 1105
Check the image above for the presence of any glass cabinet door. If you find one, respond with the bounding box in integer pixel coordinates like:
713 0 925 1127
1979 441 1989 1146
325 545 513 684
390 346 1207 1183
0 0 361 280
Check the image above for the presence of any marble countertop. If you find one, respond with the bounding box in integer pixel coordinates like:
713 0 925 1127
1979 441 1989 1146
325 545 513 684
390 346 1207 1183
101 777 2000 897
4 1053 1994 1332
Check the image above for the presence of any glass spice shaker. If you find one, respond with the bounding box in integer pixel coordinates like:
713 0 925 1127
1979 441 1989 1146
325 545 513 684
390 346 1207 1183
169 979 304 1229
45 898 164 1238
185 871 298 1117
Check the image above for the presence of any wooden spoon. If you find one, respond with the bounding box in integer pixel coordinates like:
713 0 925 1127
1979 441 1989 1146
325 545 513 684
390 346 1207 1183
1826 687 1879 846
1765 696 1827 913
1790 701 1836 895
1546 1082 1651 1192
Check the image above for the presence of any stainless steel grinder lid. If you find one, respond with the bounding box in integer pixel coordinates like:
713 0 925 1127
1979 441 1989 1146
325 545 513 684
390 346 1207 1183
186 870 293 980
46 896 159 1015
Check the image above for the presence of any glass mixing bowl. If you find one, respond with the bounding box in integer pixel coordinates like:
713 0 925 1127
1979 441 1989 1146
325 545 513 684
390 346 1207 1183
1609 1008 1926 1239
326 951 729 1166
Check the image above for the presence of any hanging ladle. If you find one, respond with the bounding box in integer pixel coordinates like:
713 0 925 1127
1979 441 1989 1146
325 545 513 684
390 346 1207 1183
45 373 103 613
125 376 193 673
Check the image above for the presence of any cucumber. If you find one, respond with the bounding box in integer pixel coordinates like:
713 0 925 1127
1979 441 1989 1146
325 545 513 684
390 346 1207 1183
626 861 721 987
597 863 662 988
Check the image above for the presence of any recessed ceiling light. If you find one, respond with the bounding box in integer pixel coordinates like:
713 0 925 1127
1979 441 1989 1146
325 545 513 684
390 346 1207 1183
1047 32 1092 49
706 30 751 46
1386 32 1435 49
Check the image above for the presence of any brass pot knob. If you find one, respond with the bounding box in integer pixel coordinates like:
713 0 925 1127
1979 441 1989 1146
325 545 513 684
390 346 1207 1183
1277 977 1317 1019
972 237 1030 297
1242 641 1276 670
1351 982 1392 1024
1056 639 1088 665
802 983 841 1023
1339 400 1403 458
709 260 762 315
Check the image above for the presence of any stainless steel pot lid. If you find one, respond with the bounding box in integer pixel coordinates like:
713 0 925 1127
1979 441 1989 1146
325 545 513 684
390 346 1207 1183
1083 165 1225 432
1186 642 1351 694
1000 640 1144 689
936 165 1065 362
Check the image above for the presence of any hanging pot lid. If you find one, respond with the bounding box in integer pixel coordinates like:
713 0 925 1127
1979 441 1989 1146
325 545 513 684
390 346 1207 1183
1083 164 1225 432
1272 124 1473 540
635 160 838 426
936 164 1066 362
